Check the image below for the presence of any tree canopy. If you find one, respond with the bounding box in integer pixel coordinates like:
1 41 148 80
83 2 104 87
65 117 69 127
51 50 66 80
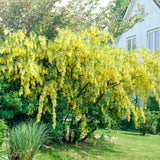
0 0 143 40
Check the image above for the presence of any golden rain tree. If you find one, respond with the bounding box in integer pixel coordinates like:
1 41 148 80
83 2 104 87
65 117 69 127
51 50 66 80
0 28 160 143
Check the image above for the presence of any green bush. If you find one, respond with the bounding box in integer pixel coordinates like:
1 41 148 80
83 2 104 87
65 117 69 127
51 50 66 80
120 114 135 130
147 96 159 111
137 110 158 136
146 96 160 133
7 122 50 160
0 79 38 128
0 119 7 147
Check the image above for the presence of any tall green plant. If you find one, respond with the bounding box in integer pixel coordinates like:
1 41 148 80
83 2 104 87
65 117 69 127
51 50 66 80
0 119 7 147
7 122 50 160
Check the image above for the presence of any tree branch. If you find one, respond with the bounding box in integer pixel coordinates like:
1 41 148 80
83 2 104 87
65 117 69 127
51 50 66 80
80 127 97 143
26 1 56 36
94 93 104 106
76 82 90 98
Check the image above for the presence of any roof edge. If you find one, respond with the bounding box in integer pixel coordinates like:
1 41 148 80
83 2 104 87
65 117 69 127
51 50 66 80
153 0 160 8
123 0 136 19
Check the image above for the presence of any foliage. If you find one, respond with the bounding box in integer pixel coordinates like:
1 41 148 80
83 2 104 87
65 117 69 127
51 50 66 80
110 0 129 36
0 29 160 143
120 95 160 131
137 110 159 136
147 96 159 111
0 0 144 40
0 120 7 160
54 0 144 38
146 96 160 133
156 111 160 133
113 0 129 17
7 122 50 160
0 0 59 38
0 119 7 147
107 1 147 38
119 116 135 130
0 79 38 128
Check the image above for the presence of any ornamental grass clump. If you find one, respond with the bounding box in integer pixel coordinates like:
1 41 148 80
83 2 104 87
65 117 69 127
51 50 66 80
0 119 7 147
7 122 50 160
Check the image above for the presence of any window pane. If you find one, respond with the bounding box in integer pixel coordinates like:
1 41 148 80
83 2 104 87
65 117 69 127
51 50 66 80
155 30 160 51
127 39 131 50
132 37 136 50
148 32 153 51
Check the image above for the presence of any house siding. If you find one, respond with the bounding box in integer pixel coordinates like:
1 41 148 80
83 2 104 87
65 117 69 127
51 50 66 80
116 0 160 50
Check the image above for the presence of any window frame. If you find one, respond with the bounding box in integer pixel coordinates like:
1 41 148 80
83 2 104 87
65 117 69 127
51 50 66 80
147 28 160 52
127 35 136 51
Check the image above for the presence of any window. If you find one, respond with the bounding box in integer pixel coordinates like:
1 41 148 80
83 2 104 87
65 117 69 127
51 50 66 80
140 5 145 16
148 28 160 52
127 36 136 51
155 30 160 51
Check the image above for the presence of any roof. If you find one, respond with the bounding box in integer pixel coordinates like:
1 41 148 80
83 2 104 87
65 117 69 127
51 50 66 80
154 0 160 8
124 0 160 18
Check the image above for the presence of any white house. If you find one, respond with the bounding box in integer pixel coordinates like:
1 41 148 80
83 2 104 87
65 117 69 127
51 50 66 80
115 0 160 52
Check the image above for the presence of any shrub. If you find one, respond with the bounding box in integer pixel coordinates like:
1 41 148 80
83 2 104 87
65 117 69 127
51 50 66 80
7 122 50 160
147 96 159 111
137 111 158 136
0 79 38 128
0 119 7 147
156 112 160 133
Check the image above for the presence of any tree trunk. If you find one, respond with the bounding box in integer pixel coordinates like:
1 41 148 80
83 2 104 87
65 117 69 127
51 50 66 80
62 131 67 142
72 130 81 144
80 128 96 143
69 130 72 143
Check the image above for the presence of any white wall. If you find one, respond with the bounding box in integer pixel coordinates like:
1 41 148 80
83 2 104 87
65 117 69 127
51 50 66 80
116 0 160 50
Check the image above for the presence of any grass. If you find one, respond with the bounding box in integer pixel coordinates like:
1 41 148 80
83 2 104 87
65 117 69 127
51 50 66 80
37 130 160 160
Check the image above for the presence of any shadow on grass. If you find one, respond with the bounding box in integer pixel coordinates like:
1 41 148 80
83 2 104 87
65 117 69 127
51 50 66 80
38 130 160 160
121 132 140 136
120 130 140 136
41 138 127 160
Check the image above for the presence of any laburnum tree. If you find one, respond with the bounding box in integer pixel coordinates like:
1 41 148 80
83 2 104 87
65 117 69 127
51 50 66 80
0 28 160 144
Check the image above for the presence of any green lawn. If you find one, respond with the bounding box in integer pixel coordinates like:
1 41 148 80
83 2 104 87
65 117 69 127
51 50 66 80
37 130 160 160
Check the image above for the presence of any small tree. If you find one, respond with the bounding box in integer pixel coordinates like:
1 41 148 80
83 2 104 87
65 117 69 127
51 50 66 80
0 0 59 37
